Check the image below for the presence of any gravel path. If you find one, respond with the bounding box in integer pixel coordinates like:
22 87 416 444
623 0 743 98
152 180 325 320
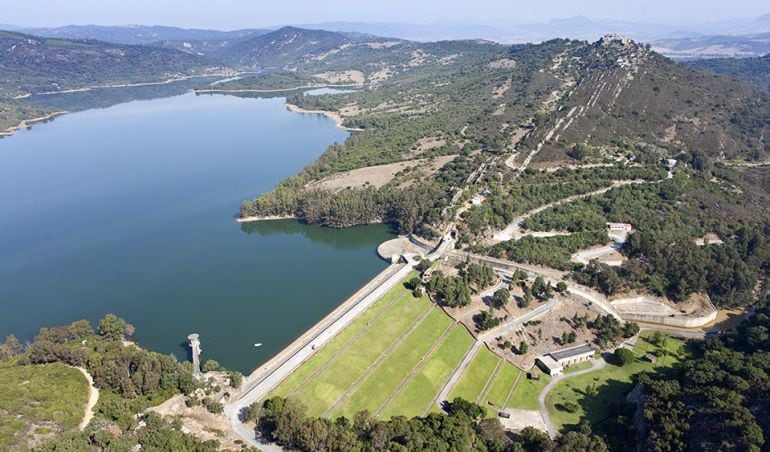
75 367 99 431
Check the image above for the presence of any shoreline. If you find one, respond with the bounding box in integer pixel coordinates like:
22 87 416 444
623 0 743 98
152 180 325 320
285 103 365 132
12 72 241 98
235 214 298 223
0 111 68 138
195 82 362 94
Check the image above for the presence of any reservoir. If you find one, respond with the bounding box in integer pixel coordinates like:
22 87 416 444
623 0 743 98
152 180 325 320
0 90 393 373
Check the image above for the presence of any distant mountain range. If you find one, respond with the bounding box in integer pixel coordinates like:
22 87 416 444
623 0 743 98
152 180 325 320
0 24 268 45
5 14 770 59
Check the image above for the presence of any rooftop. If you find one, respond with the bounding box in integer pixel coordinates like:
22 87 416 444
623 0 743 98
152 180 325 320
549 343 594 362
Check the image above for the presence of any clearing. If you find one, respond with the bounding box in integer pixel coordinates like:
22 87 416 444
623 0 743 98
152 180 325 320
308 155 456 191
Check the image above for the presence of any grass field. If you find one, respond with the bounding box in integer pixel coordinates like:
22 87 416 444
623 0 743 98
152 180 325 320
267 275 539 420
506 368 551 411
0 361 88 450
546 333 685 432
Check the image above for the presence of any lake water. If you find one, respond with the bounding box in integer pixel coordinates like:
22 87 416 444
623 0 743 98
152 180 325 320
0 91 393 373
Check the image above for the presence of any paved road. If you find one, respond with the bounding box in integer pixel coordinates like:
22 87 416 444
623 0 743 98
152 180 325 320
538 357 607 438
449 251 622 321
479 300 557 341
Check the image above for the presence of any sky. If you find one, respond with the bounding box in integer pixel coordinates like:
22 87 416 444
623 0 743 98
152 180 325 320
1 0 768 29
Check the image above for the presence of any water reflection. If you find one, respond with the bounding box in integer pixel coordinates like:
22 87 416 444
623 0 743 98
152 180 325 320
241 219 396 251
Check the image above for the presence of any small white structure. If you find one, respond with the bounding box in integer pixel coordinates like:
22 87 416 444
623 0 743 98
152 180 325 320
536 343 595 376
665 159 677 169
607 222 633 232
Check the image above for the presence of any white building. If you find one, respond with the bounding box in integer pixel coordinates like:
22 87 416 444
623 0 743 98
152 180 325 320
536 343 595 376
607 222 633 232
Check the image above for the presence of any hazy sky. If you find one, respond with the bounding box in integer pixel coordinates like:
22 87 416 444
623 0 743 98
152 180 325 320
1 0 768 29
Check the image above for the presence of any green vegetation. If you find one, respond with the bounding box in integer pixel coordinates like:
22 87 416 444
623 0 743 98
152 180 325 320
380 326 473 418
268 277 475 418
689 54 770 92
488 231 609 271
244 395 561 451
545 331 685 433
0 100 54 134
639 299 770 451
522 174 770 306
507 370 550 411
427 270 473 307
0 362 88 449
0 30 220 98
0 315 233 451
449 346 500 405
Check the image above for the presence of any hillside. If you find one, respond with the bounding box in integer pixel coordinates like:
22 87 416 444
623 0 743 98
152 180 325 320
523 35 770 163
216 26 385 68
689 54 770 92
0 30 228 97
0 361 89 449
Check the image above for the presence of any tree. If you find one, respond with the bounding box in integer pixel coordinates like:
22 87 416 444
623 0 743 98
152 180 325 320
405 277 422 290
521 290 533 308
0 334 21 359
474 310 501 331
227 370 243 389
613 347 635 366
558 421 608 451
202 359 222 372
512 269 528 282
555 281 568 293
446 397 485 419
98 314 133 341
67 320 94 341
519 341 529 354
494 288 510 307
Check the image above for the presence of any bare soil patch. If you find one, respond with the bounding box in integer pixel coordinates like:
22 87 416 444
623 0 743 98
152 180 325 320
491 297 598 370
312 70 365 85
488 58 518 69
309 155 456 191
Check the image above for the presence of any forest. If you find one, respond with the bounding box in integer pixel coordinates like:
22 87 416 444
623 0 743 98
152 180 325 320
243 395 608 451
637 298 770 450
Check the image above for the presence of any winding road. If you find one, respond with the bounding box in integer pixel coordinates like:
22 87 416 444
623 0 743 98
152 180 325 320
537 357 607 438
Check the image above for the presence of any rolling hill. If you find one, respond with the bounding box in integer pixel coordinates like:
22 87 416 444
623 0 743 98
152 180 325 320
0 30 229 97
522 35 770 163
689 54 770 92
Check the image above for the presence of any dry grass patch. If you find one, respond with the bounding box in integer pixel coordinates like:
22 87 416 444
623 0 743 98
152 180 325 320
309 155 456 191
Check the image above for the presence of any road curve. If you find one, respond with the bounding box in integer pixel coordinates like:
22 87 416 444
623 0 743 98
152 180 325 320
538 357 606 438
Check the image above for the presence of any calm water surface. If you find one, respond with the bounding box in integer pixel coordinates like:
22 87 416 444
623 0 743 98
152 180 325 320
0 91 393 372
